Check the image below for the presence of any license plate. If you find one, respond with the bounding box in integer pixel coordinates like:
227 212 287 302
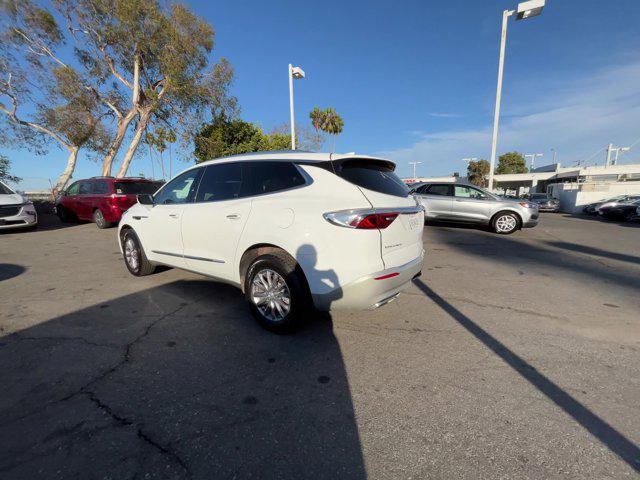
407 214 422 230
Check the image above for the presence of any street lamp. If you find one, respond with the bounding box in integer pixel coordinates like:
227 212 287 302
288 64 305 150
606 144 631 166
488 0 546 191
409 161 423 179
525 153 543 170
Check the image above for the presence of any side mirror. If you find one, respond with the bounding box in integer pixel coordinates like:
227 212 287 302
137 194 154 205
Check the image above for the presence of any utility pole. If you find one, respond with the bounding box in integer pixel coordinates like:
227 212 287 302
409 161 423 180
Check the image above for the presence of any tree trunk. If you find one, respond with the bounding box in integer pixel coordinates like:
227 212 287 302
101 108 137 176
116 109 152 178
55 147 79 192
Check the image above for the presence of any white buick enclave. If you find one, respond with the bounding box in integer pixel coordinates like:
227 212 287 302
118 151 425 331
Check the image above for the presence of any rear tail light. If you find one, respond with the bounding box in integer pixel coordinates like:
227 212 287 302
324 209 400 229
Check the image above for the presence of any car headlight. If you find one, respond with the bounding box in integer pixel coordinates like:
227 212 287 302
518 202 537 208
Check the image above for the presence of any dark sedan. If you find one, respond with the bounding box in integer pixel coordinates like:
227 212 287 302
598 199 640 221
529 193 560 212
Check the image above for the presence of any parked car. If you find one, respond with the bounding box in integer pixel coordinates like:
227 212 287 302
583 195 640 215
598 199 640 221
529 193 560 212
118 152 425 331
56 177 164 228
412 182 538 234
0 180 38 230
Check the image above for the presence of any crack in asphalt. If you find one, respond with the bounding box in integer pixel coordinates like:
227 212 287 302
11 335 120 349
0 303 194 476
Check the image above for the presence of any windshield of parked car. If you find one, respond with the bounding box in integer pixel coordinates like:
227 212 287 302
115 181 163 195
0 181 14 195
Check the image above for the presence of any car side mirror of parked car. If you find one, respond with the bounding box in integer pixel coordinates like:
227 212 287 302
137 194 154 205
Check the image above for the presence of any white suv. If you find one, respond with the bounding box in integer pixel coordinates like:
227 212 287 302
118 152 425 331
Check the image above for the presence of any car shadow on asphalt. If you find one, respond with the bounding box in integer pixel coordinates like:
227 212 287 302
543 240 640 266
0 280 366 479
413 279 640 474
428 226 640 293
561 213 640 228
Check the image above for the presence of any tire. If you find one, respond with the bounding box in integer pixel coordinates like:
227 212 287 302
121 229 156 276
492 211 520 235
57 206 75 223
93 209 113 229
244 254 309 333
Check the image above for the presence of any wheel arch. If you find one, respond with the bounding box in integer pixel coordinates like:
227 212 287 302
239 243 310 295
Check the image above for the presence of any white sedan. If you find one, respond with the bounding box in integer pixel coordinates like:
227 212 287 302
0 181 37 230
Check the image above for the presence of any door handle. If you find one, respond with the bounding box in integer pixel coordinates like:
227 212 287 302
226 214 240 220
169 213 179 218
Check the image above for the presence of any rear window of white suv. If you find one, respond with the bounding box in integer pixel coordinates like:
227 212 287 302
337 159 409 198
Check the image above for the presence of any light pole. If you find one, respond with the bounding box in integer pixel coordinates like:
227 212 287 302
409 161 423 180
288 64 305 150
525 153 543 170
488 0 546 191
551 147 557 164
606 144 631 167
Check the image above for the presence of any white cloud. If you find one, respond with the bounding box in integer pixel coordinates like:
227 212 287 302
381 59 640 177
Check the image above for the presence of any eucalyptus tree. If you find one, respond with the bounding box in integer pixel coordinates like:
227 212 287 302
0 0 110 190
60 0 236 178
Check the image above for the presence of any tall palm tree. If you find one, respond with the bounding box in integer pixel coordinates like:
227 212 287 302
320 107 344 153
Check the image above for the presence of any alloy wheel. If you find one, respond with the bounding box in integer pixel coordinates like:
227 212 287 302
250 268 291 322
124 238 139 271
496 214 517 233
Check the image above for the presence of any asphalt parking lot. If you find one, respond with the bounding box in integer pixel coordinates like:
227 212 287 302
1 212 639 479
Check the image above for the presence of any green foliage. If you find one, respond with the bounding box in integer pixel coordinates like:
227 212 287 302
194 117 292 162
308 106 344 152
467 159 490 187
0 154 21 183
496 151 528 174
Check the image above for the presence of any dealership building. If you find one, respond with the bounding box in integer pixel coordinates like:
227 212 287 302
404 162 640 213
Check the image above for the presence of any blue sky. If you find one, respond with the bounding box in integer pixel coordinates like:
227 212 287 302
4 0 640 189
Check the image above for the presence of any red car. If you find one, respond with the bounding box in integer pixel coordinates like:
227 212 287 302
56 177 164 228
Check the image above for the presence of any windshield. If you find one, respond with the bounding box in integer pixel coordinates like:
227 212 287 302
531 193 548 200
115 181 163 195
0 181 14 195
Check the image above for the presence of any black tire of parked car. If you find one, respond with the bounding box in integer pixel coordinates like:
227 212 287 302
244 254 309 333
93 209 113 229
121 229 156 276
491 211 520 235
57 206 76 223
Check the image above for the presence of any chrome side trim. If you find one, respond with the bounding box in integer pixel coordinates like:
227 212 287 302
152 250 225 264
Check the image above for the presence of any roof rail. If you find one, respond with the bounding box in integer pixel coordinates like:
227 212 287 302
90 176 114 179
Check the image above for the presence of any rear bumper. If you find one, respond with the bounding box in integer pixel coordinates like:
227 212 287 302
312 252 425 311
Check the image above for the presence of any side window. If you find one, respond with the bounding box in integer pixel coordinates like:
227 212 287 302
425 184 452 196
246 161 306 196
455 185 487 199
195 162 244 202
79 181 92 194
93 180 110 195
66 182 80 195
416 185 429 194
154 169 201 205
